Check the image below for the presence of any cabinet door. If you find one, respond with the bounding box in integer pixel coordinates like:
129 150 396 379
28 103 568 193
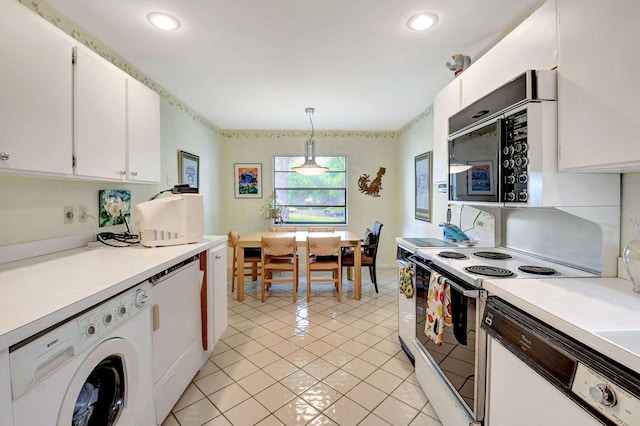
74 46 127 180
460 0 557 107
557 1 640 171
432 79 461 225
0 0 72 175
210 244 228 345
127 78 160 183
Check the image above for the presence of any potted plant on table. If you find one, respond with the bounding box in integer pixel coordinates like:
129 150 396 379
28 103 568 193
261 193 284 227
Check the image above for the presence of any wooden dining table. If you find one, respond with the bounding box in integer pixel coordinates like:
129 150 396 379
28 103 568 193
235 230 362 301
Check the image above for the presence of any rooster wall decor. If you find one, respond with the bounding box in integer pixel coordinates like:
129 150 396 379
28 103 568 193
358 167 386 197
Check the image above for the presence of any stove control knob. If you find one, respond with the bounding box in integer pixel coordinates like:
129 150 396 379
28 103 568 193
589 383 617 407
505 175 516 185
515 156 529 167
518 192 528 202
503 159 515 169
505 192 517 202
518 174 528 184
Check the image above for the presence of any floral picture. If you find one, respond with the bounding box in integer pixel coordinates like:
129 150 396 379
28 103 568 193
415 152 432 222
99 190 131 227
179 151 200 188
235 163 262 198
467 161 495 195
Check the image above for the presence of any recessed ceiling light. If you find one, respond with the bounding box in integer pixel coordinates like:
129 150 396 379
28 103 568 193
407 12 439 31
147 12 181 31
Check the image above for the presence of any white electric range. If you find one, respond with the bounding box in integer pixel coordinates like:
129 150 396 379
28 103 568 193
400 244 599 426
415 246 598 287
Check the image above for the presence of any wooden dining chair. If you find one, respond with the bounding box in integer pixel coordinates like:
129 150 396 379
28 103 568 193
260 235 299 302
269 226 298 232
228 231 261 292
306 236 342 302
342 221 383 293
308 227 335 232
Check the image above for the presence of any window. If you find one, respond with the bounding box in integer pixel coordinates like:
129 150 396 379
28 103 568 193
273 156 347 225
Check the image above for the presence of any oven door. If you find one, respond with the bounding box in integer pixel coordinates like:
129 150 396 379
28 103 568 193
410 255 487 425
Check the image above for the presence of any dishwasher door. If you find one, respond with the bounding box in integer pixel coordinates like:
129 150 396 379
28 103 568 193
483 298 640 426
150 255 204 423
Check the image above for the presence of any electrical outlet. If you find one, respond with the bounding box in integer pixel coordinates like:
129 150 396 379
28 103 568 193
79 205 88 222
64 206 74 224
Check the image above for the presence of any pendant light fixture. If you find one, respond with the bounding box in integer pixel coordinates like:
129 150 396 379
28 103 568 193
292 107 329 176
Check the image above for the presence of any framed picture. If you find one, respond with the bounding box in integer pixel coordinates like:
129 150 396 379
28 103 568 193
415 152 432 222
235 163 262 198
99 189 131 228
178 150 200 188
467 161 495 195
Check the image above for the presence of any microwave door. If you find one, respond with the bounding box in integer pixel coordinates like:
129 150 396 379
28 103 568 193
448 117 502 203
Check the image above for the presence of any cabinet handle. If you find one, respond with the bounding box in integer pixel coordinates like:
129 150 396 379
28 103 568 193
131 171 138 176
0 152 9 161
152 304 160 331
215 255 222 259
119 170 126 175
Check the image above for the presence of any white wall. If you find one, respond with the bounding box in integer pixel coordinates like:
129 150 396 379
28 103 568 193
0 99 223 248
395 109 447 239
221 130 399 265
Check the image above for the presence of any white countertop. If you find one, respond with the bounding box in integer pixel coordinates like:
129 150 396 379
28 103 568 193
0 235 227 350
483 277 640 372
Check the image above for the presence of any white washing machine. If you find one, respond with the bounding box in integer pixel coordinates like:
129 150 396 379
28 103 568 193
9 282 154 426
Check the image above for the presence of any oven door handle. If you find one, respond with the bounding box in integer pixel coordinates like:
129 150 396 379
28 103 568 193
408 255 483 299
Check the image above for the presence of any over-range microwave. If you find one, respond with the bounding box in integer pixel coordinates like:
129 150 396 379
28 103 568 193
448 70 556 205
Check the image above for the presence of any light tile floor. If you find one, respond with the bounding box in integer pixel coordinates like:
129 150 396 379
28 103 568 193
161 266 443 426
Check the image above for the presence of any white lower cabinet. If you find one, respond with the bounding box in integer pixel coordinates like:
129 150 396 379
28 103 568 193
210 244 228 346
0 0 73 176
486 336 600 426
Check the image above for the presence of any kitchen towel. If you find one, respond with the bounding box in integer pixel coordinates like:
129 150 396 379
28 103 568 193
425 271 452 346
398 263 414 299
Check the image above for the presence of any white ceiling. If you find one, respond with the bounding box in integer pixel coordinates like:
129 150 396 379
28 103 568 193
45 0 544 131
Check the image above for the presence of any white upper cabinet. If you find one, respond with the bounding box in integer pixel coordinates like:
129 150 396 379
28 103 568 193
0 0 73 176
433 79 461 183
460 0 558 108
127 78 161 183
557 0 640 172
74 45 127 180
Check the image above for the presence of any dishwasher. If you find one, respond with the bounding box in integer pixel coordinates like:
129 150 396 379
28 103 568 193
482 298 640 426
150 254 205 424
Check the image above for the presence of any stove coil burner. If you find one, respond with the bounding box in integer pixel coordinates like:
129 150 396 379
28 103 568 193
518 265 559 275
437 251 468 259
465 265 515 277
473 251 513 260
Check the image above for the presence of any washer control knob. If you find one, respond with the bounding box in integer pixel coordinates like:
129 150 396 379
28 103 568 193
118 305 127 316
134 289 149 308
589 383 617 407
86 324 97 336
103 313 113 325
